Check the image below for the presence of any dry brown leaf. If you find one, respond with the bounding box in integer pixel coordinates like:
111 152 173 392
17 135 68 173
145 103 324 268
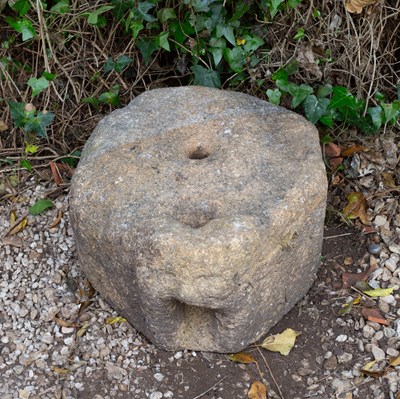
105 316 127 325
227 352 257 364
49 210 63 228
345 0 379 14
330 157 344 169
341 145 367 157
9 218 28 236
54 317 77 328
342 192 370 225
341 264 376 288
50 160 64 186
51 366 71 374
2 236 23 247
0 119 8 131
325 142 341 158
76 323 90 337
361 307 389 325
248 381 267 399
382 172 397 188
390 356 400 367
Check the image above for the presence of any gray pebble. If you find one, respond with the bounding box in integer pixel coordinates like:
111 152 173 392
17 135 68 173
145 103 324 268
368 243 381 255
371 345 386 361
150 392 163 399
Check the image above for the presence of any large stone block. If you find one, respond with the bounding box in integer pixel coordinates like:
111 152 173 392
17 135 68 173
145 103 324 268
70 86 327 353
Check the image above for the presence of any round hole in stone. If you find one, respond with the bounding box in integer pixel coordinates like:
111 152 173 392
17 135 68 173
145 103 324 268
188 145 209 160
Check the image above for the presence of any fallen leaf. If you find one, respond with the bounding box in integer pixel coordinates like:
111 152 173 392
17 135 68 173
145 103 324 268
330 157 344 169
9 218 28 236
106 316 127 325
360 359 387 378
325 142 341 157
341 265 375 288
50 160 64 186
76 323 90 337
0 119 8 131
54 317 77 328
382 172 397 188
345 0 379 14
389 356 400 367
227 352 257 364
49 210 63 228
361 307 389 325
2 236 23 247
338 295 361 315
248 381 267 399
260 328 301 356
51 366 71 374
342 192 370 225
10 209 16 224
341 145 367 157
29 199 53 215
362 225 376 234
363 287 394 298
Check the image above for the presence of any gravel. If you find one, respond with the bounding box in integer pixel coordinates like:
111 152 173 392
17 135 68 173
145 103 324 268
1 136 399 399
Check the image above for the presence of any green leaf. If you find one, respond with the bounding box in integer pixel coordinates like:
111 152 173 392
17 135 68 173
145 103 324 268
209 47 224 67
6 17 36 41
21 159 32 172
303 95 330 124
137 1 157 22
42 72 57 81
190 0 214 13
191 65 221 88
367 106 383 129
50 0 70 14
243 35 264 53
7 101 26 128
317 84 332 98
287 0 302 8
157 32 170 51
27 76 49 97
328 86 357 110
86 5 114 25
25 143 38 154
157 8 177 23
224 47 246 73
81 97 100 109
136 38 159 65
103 55 132 74
11 0 30 16
29 199 53 215
319 115 334 128
24 111 55 137
129 20 144 39
110 0 134 20
363 287 394 298
266 88 281 105
293 28 305 40
231 2 250 21
269 0 284 18
216 24 236 46
98 86 121 107
381 101 400 125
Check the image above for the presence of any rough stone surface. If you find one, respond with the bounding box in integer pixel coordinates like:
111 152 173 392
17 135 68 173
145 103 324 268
70 86 327 352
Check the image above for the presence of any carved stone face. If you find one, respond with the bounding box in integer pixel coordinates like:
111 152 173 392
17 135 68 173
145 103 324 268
70 86 327 352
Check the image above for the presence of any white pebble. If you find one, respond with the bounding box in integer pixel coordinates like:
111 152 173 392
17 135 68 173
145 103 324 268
150 392 163 399
335 334 348 342
371 345 386 361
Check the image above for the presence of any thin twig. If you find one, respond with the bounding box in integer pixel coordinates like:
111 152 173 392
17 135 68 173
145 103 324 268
324 233 353 240
256 346 285 399
191 376 227 399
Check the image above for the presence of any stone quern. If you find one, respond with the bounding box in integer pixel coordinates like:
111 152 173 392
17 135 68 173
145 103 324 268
70 86 327 353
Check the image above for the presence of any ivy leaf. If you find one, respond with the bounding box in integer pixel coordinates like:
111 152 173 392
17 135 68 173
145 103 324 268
266 88 281 105
328 86 357 110
157 8 177 23
21 159 32 172
103 55 132 74
191 65 221 88
303 95 330 124
7 101 26 128
11 0 31 16
157 31 170 51
137 1 157 22
86 5 114 25
27 76 49 97
224 47 246 73
136 38 159 65
29 199 53 215
216 24 235 46
231 2 250 21
243 35 264 53
50 0 70 14
317 84 333 98
367 107 383 129
24 111 55 137
381 101 400 125
209 47 224 67
269 0 284 19
110 0 134 20
6 17 36 41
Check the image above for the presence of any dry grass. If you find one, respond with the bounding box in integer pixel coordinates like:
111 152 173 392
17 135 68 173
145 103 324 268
0 0 399 170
